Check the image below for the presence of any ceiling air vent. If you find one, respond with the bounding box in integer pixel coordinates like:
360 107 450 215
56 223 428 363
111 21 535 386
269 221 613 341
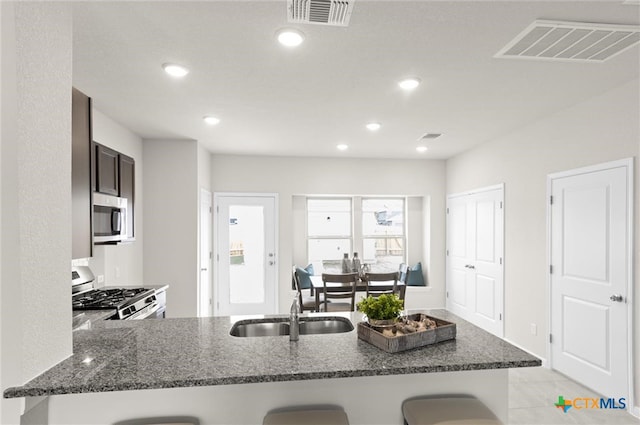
287 0 355 27
419 133 443 141
495 20 640 62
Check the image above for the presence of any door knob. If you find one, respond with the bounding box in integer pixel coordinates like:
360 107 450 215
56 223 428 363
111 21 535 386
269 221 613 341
610 294 624 302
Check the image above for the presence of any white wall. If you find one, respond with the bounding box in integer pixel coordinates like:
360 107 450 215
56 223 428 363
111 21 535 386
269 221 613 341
1 3 73 424
446 79 640 410
0 3 22 422
210 155 446 313
143 139 199 317
87 109 144 286
198 144 211 193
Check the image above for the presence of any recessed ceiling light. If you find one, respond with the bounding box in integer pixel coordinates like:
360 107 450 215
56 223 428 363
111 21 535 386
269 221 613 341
276 28 305 47
366 122 381 131
203 116 220 126
416 146 428 153
337 144 348 151
162 63 189 78
398 77 421 90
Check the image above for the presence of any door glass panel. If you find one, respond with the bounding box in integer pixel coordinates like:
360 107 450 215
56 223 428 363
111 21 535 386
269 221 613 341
229 205 265 304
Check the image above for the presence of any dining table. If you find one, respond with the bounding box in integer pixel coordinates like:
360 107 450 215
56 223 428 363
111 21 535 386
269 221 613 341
309 274 405 311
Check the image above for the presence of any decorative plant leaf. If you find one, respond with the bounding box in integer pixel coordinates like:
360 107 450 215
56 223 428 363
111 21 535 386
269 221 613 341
356 294 404 320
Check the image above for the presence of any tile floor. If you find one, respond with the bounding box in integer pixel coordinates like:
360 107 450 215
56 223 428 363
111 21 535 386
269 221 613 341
509 367 640 424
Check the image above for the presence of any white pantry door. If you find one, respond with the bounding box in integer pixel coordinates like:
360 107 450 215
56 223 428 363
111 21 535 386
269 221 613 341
549 160 631 401
446 185 504 337
214 194 278 316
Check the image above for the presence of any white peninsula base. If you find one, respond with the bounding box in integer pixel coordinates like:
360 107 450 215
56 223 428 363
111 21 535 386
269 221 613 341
34 369 508 425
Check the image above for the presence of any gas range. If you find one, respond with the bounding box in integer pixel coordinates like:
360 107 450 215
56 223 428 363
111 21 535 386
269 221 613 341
72 266 159 320
72 287 158 320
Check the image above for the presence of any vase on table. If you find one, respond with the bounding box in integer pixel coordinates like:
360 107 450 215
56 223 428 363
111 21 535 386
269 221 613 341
352 252 361 274
341 253 352 273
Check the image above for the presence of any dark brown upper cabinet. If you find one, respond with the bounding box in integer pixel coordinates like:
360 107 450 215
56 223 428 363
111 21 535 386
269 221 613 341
72 88 93 259
119 154 135 240
92 142 136 241
95 143 120 196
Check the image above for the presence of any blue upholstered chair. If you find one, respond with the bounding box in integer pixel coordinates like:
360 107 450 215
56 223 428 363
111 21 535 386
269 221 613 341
400 262 426 286
293 266 325 312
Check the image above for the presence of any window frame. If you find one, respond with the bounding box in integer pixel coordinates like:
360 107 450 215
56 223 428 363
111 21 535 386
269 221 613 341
360 197 407 266
305 196 406 271
306 197 353 265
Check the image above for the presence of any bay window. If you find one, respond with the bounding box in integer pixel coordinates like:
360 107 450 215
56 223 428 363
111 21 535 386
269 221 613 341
306 197 406 272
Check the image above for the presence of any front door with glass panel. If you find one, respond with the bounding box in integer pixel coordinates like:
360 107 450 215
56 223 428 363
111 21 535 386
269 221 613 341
214 194 277 315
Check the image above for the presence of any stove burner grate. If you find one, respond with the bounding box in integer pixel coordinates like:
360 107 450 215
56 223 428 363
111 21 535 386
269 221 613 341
72 288 151 310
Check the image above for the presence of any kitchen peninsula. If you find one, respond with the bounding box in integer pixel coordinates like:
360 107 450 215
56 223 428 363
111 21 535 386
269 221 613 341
4 310 540 424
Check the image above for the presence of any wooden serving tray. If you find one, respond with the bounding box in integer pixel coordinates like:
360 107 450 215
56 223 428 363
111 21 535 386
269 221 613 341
357 314 456 353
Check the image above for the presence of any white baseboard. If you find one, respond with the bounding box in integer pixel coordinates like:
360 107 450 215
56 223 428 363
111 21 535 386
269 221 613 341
503 337 546 366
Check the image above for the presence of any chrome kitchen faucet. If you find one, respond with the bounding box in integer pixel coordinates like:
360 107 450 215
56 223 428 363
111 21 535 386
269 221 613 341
290 295 300 342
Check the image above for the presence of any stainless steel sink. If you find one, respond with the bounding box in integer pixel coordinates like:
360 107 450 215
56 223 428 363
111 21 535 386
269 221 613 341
299 318 353 335
229 317 353 337
230 321 290 337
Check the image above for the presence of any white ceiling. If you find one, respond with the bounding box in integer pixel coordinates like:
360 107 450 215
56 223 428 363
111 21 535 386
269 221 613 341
71 1 640 160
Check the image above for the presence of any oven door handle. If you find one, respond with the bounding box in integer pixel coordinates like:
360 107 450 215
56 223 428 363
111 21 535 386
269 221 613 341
125 302 159 320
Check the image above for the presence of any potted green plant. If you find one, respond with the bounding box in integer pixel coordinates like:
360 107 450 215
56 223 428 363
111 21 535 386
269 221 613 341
357 293 404 326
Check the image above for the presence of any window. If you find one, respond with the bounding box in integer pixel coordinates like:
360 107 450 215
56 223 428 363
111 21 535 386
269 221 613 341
307 199 352 270
362 198 405 270
306 197 406 272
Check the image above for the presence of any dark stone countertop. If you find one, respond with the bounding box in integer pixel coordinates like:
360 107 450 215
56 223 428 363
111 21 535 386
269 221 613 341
4 309 541 398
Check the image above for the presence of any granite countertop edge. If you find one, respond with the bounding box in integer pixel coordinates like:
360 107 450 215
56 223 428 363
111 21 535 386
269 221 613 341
4 358 541 398
4 309 542 399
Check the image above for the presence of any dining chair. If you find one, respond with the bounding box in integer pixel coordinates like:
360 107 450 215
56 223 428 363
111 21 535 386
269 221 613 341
320 273 359 312
293 267 325 312
363 271 406 301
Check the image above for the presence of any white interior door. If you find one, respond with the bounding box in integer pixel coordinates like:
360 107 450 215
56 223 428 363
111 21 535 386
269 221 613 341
446 185 504 337
214 194 278 316
199 189 212 317
549 160 631 401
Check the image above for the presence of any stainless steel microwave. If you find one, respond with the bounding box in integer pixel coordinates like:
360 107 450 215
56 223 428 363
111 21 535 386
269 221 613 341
93 193 128 244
